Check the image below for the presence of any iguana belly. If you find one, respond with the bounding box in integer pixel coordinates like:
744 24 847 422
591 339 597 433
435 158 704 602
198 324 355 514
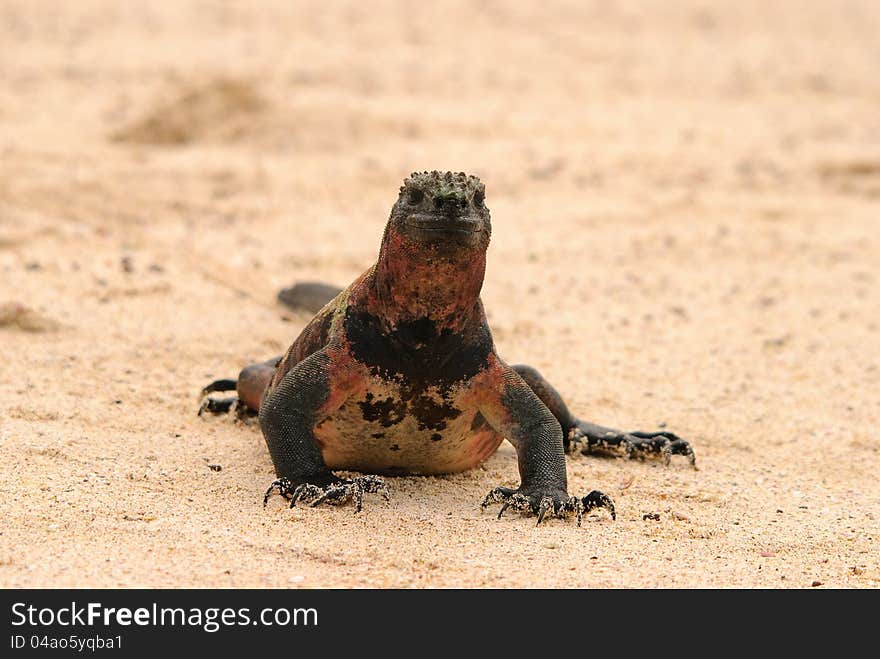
313 378 503 475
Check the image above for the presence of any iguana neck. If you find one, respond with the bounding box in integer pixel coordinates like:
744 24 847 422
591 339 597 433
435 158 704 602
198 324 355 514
369 227 486 331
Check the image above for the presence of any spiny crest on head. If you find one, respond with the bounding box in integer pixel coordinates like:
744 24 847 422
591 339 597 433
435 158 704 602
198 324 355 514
399 170 485 198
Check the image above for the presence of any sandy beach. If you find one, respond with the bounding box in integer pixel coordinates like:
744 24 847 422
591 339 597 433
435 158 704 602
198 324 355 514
1 0 878 587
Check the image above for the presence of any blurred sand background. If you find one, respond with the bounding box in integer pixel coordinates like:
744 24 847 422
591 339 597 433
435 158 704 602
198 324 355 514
1 1 878 588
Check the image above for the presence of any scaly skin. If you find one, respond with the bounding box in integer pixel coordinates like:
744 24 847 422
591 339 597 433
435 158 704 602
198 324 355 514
201 171 695 526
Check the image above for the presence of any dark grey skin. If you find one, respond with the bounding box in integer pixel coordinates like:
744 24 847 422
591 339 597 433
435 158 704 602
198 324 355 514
201 171 694 526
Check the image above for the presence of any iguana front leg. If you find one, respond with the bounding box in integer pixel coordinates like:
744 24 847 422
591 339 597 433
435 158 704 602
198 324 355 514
476 361 614 526
259 349 388 512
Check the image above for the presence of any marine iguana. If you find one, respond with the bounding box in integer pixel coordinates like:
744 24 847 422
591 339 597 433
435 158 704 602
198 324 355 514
201 171 694 526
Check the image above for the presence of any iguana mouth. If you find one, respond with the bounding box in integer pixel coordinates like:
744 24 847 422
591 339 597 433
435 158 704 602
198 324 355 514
404 214 481 235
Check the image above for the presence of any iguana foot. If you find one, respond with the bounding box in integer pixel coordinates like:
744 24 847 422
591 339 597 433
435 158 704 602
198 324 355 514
198 378 237 416
198 395 237 416
198 378 258 418
263 475 389 513
197 395 256 419
481 486 615 527
569 424 697 469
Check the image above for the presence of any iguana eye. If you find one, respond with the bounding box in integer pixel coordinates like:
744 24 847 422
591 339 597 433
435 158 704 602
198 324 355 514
473 190 484 207
407 189 425 205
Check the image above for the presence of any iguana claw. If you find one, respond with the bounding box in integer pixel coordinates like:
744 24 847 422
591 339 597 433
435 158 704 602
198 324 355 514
481 486 615 527
264 475 389 513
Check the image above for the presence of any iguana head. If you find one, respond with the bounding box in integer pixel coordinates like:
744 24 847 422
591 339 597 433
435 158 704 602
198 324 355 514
371 171 491 325
387 171 491 254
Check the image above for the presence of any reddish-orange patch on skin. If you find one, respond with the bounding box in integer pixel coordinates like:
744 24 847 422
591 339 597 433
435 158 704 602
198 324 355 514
468 429 506 465
356 224 488 332
312 372 505 474
469 353 517 426
321 344 362 404
303 349 523 475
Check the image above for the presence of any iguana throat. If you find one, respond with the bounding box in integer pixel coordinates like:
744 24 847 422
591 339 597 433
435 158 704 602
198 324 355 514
368 171 492 331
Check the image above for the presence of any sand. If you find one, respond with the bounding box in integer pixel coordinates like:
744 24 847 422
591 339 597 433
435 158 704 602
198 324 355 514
1 0 878 588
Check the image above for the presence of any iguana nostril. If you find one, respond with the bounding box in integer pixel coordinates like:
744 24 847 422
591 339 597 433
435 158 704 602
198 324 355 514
433 195 466 213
